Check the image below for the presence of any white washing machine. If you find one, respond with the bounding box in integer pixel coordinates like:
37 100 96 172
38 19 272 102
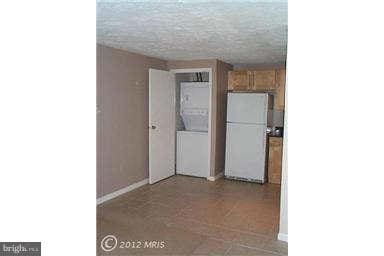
176 82 210 178
176 131 209 177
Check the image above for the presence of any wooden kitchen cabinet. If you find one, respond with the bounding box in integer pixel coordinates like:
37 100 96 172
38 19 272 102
252 70 276 90
268 137 283 184
228 68 286 111
228 70 252 91
274 69 286 111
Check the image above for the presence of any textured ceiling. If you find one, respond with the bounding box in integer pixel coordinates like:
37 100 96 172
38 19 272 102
97 0 287 66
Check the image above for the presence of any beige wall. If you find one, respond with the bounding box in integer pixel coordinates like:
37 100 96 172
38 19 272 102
215 60 233 175
97 44 167 197
97 47 233 196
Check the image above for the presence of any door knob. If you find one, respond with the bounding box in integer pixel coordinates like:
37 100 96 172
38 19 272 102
149 125 156 129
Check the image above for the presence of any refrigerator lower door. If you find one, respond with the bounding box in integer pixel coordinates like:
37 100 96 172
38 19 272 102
225 122 267 183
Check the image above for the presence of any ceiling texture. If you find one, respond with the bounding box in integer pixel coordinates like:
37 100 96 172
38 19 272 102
97 0 287 66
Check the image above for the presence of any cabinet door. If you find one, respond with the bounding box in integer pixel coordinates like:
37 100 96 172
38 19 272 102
268 137 283 184
252 70 276 90
228 70 252 91
274 69 286 110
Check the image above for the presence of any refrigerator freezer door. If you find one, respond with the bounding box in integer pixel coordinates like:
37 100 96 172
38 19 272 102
225 123 267 182
227 93 268 124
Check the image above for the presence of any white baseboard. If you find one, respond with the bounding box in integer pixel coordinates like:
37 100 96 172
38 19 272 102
278 233 288 242
97 178 148 205
207 171 224 182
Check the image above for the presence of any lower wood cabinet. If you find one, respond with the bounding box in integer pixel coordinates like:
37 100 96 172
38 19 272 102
268 137 283 184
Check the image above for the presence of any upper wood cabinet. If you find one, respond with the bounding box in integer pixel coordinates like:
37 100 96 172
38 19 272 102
228 68 286 111
252 70 276 90
228 70 277 91
228 70 252 91
274 69 286 110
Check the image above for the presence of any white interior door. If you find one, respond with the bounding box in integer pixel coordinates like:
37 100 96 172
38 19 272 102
149 69 176 184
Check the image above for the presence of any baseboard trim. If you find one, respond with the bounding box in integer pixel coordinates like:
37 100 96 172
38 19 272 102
97 178 148 205
207 171 224 181
278 233 288 242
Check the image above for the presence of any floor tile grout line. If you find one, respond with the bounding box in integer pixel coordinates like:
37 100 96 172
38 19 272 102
222 200 241 219
223 244 233 256
188 235 211 256
171 216 277 241
204 235 286 255
235 242 287 256
103 201 278 241
176 229 284 255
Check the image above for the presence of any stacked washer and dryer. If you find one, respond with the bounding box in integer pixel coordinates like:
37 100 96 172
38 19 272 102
176 82 210 178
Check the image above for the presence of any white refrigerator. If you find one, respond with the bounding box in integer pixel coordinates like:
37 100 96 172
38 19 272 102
225 92 272 183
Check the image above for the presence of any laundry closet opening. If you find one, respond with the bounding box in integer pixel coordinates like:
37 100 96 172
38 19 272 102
174 71 211 178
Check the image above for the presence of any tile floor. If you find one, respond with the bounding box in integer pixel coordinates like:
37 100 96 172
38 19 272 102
97 175 287 255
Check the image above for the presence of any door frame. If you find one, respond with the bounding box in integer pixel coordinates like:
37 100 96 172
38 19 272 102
169 68 213 178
